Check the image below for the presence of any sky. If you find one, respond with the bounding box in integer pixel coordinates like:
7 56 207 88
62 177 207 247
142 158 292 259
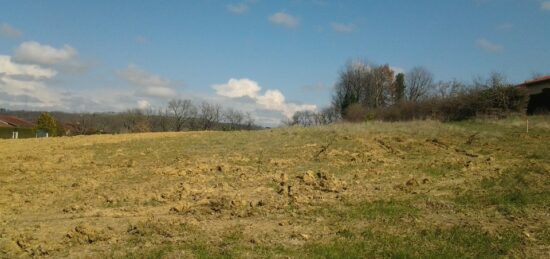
1 0 549 126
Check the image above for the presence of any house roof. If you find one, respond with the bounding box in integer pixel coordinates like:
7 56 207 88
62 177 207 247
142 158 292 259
0 121 13 128
517 75 550 87
0 115 35 128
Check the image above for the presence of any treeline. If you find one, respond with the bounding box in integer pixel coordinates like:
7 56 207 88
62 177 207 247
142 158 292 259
1 99 260 136
287 60 528 126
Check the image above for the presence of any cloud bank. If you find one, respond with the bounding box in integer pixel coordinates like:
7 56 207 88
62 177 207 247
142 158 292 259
213 78 316 118
13 41 78 66
118 64 178 98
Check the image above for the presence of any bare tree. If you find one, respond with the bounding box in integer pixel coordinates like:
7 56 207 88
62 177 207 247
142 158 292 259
332 61 395 118
244 112 255 130
317 107 340 124
223 108 244 130
199 101 221 130
146 107 172 132
433 79 465 99
121 109 150 133
368 64 394 108
291 110 317 127
332 61 369 116
168 99 196 131
406 66 433 102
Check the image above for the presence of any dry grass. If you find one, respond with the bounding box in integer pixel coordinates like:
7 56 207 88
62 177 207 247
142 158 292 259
0 116 549 258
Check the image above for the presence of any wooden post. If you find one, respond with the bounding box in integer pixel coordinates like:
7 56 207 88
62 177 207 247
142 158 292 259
526 118 529 134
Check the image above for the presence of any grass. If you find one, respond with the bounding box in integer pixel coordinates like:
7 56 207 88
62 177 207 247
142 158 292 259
456 165 550 211
302 225 522 258
324 199 418 223
1 115 549 258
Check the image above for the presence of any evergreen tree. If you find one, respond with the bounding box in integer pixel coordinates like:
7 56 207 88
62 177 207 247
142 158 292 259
36 112 58 136
395 73 405 103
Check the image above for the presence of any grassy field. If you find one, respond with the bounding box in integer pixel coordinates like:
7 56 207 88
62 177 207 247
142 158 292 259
1 116 549 258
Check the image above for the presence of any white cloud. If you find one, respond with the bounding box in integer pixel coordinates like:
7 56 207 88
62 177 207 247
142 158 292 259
0 42 171 112
476 38 503 53
0 55 57 79
13 41 78 66
269 12 299 28
0 55 64 108
118 64 177 98
227 3 249 14
331 22 355 33
0 76 63 108
542 1 550 11
213 78 316 118
137 100 151 110
0 23 22 39
213 78 260 98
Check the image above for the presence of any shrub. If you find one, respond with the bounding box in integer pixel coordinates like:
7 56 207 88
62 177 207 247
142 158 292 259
368 86 528 122
344 103 370 122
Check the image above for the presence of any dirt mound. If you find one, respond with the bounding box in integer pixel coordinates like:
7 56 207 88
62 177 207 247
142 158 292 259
66 223 111 244
299 170 346 193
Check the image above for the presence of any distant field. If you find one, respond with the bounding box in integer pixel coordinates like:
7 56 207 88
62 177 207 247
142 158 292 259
0 128 35 139
1 116 549 258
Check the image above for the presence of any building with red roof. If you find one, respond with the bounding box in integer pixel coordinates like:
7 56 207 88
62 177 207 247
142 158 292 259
0 115 35 128
0 115 35 139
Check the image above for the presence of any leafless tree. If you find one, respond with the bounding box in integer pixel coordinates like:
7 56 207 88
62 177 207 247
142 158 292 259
146 107 172 132
317 107 340 124
121 109 150 133
291 110 317 127
332 61 369 115
156 107 172 132
168 99 196 131
433 79 465 99
368 64 394 108
199 101 221 130
244 112 255 130
223 108 244 130
406 66 433 102
332 61 395 118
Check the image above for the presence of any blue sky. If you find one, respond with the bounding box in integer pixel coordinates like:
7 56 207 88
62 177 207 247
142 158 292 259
1 0 549 125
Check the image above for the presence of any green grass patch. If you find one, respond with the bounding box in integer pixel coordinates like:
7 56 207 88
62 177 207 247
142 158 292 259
319 199 418 224
455 164 550 215
302 225 521 258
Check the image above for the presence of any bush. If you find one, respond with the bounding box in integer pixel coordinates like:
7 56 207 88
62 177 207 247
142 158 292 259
368 86 528 122
344 103 370 122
